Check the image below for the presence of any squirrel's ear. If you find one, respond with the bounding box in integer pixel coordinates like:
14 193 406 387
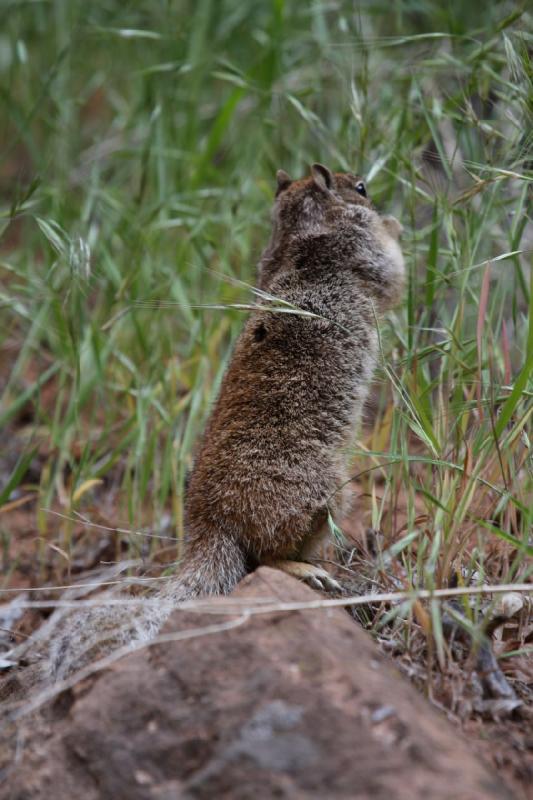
275 169 292 196
311 163 333 192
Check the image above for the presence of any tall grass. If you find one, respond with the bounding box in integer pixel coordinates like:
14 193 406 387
0 0 531 634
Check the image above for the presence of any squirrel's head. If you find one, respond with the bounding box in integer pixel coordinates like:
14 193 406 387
271 164 401 243
272 164 369 235
260 164 404 306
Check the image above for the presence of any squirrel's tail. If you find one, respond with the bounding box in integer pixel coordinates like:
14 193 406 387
43 533 247 682
163 531 248 602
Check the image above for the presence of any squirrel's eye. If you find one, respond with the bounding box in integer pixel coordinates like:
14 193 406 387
355 181 367 197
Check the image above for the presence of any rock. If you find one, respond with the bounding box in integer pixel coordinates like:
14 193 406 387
1 568 516 799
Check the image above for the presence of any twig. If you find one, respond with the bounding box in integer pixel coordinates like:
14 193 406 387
3 582 530 612
42 508 177 541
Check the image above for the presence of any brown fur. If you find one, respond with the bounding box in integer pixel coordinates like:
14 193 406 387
179 164 405 597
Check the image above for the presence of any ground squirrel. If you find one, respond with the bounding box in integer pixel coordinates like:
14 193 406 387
177 163 404 597
8 164 405 683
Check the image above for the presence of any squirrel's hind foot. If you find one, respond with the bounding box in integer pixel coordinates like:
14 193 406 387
265 559 341 593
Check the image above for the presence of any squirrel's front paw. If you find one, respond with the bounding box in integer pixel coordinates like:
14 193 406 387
381 215 403 241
